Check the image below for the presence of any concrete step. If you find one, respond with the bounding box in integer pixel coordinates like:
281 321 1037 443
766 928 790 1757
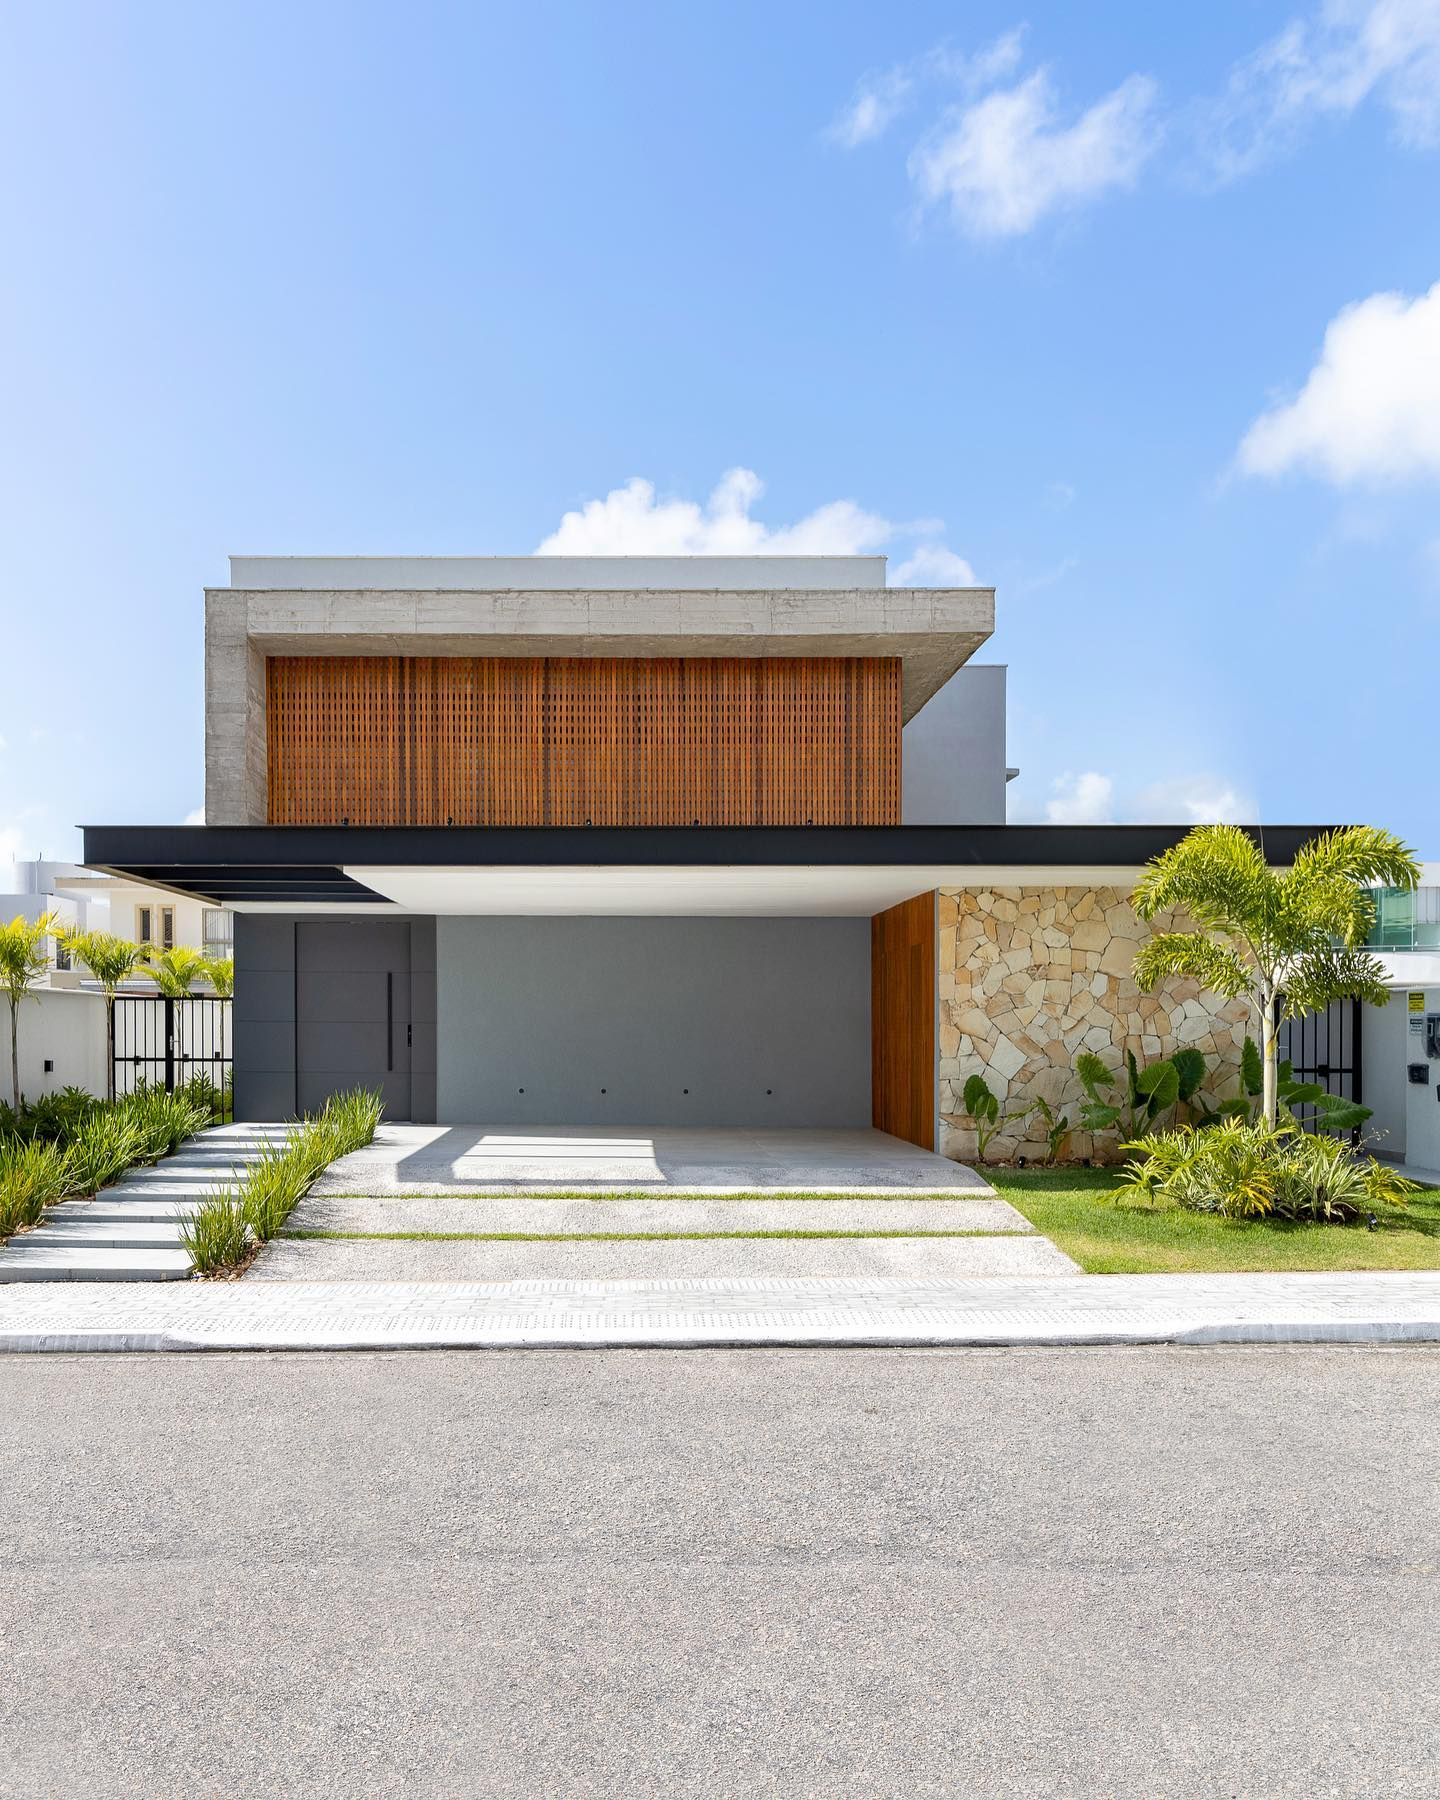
12 1220 188 1250
288 1193 1036 1237
0 1247 193 1282
103 1180 239 1200
52 1201 207 1222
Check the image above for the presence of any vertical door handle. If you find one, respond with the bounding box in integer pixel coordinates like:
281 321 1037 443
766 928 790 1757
387 972 394 1072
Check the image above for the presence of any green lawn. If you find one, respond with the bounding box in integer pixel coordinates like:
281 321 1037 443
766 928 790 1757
990 1168 1440 1274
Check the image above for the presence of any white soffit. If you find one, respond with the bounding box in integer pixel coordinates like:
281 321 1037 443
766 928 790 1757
343 865 1154 917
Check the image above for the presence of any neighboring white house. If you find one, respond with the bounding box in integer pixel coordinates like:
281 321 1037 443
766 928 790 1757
0 860 233 1103
1362 864 1440 1178
0 858 233 988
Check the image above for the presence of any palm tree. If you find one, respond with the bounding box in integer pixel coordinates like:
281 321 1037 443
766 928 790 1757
204 956 234 998
1131 825 1419 1128
62 930 149 1103
0 912 59 1113
137 945 212 997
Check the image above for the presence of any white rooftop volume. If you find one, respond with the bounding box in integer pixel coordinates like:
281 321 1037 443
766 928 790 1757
227 555 890 591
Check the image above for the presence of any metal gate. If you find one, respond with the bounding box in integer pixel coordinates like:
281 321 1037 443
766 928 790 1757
1277 998 1362 1133
112 995 232 1097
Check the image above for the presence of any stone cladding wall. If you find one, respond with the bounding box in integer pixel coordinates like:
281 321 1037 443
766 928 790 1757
937 886 1252 1163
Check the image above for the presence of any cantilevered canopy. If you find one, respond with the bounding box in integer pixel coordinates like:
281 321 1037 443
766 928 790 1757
81 825 1336 914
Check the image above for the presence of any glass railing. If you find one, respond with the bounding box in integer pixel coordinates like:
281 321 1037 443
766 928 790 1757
1366 886 1440 951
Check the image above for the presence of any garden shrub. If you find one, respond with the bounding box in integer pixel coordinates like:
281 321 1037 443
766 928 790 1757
0 1138 73 1236
1117 1118 1419 1223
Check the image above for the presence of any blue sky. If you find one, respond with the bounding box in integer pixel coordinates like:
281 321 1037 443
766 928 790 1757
2 0 1438 859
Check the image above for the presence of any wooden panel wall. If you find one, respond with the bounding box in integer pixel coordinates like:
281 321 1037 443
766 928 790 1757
266 655 901 826
871 891 937 1151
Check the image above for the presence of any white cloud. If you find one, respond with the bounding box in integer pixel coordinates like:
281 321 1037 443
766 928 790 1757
827 31 1028 150
1030 770 1253 825
890 544 978 585
909 67 1161 236
535 468 975 582
1131 776 1256 824
1202 0 1440 180
1044 771 1114 824
829 68 916 148
1237 279 1440 484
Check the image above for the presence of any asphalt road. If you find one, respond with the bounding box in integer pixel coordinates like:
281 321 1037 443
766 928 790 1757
2 1346 1437 1799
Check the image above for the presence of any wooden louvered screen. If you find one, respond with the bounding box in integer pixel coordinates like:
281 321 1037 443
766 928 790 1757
871 891 937 1150
266 655 901 826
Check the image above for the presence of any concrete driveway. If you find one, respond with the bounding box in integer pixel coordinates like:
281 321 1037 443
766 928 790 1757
251 1123 1078 1281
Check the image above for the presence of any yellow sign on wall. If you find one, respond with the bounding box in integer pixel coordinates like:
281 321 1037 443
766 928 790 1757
1409 991 1426 1013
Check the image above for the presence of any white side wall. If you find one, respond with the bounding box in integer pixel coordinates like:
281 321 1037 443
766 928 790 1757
1404 988 1440 1172
1361 995 1409 1160
0 990 109 1104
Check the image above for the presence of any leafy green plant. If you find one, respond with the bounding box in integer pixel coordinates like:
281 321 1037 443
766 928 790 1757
59 930 148 1102
1025 1095 1072 1164
1116 1118 1419 1223
1075 1049 1184 1139
960 1073 1030 1162
180 1191 252 1274
0 911 59 1114
205 956 234 998
0 1136 73 1237
235 1087 384 1250
1131 824 1418 1128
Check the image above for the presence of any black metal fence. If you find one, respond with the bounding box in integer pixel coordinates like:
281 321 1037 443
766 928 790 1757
112 995 232 1097
1277 997 1362 1134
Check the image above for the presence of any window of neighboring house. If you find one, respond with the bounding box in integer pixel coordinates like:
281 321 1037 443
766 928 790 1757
202 908 234 959
53 937 71 971
136 904 175 949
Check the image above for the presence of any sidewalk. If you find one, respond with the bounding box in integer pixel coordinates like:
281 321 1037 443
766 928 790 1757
2 1271 1439 1352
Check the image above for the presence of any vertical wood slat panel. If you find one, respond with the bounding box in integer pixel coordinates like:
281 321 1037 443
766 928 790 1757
871 891 937 1151
266 655 901 826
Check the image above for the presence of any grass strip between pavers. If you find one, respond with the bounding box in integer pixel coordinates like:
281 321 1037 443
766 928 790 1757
279 1227 1013 1243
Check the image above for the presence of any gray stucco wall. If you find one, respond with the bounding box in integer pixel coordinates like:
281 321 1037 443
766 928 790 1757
902 664 1009 824
234 913 437 1122
436 916 870 1126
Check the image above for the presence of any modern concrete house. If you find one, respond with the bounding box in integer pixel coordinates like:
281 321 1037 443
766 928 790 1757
84 555 1326 1162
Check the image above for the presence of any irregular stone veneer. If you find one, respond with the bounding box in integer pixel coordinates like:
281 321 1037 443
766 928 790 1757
938 886 1252 1164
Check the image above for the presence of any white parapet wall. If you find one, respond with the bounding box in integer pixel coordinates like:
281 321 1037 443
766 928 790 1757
0 989 109 1106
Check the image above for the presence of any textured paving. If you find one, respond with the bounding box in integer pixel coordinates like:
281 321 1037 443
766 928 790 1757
312 1123 996 1194
3 1346 1438 1798
284 1191 1036 1235
0 1125 291 1283
251 1233 1077 1282
2 1271 1437 1350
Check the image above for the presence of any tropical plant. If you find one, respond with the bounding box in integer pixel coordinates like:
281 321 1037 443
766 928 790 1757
1025 1094 1072 1164
1116 1117 1419 1223
1075 1049 1194 1139
1130 825 1419 1129
62 1108 148 1196
0 911 59 1114
60 930 148 1102
960 1072 1031 1162
205 955 234 998
137 945 212 997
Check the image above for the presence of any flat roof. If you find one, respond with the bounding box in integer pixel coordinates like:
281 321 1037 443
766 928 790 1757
227 555 889 592
82 824 1340 912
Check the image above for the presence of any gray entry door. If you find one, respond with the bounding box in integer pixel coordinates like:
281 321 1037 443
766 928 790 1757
296 921 412 1119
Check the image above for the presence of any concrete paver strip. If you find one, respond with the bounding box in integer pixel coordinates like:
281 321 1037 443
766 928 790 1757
312 1123 998 1195
284 1193 1036 1236
251 1234 1077 1282
1 1271 1437 1350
